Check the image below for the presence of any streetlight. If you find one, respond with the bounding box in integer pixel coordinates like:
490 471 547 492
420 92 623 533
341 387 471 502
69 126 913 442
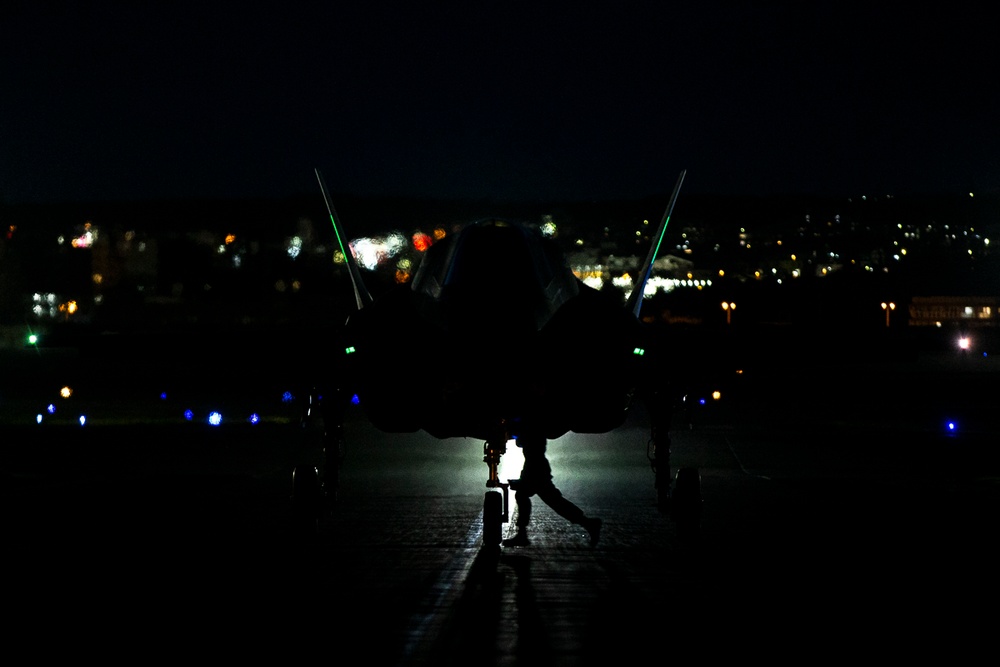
881 301 895 327
722 301 736 325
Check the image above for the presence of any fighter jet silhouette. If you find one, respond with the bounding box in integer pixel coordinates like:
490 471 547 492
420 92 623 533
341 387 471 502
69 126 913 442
292 169 701 545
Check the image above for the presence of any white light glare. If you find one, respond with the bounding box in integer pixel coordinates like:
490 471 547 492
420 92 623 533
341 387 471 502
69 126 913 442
498 439 525 483
349 233 408 271
287 236 302 259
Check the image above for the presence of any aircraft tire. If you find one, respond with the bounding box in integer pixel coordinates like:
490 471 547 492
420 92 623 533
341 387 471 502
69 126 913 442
483 491 503 546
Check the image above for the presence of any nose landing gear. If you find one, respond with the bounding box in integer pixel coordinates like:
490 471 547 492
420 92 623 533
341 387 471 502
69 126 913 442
482 438 511 548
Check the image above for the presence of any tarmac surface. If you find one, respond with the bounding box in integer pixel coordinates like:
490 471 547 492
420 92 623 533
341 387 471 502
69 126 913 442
3 331 1000 662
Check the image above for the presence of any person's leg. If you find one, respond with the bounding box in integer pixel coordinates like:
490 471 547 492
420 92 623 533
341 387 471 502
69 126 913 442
538 485 602 546
537 485 584 524
503 489 532 546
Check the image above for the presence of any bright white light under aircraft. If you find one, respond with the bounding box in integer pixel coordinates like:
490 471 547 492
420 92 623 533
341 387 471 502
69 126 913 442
498 439 525 483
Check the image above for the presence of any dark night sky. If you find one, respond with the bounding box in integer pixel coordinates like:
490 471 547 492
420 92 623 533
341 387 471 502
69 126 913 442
2 2 998 205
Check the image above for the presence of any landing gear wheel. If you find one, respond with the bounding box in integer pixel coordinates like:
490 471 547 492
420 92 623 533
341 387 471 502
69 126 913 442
671 467 702 539
483 491 503 547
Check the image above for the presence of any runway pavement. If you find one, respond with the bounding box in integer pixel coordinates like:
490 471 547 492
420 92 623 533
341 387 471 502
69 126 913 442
3 344 999 663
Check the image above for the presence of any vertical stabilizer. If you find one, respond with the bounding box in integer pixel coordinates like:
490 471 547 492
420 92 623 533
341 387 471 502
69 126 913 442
625 170 686 318
315 168 373 310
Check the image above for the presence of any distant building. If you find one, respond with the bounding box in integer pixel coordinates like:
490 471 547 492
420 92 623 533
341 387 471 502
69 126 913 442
908 296 998 327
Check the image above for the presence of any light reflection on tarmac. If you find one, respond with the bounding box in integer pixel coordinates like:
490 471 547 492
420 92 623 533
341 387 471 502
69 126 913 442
3 351 1000 662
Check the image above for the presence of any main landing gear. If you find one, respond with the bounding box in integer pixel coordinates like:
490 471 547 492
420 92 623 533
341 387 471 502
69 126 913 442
648 392 703 539
649 433 702 539
291 387 345 534
482 437 511 549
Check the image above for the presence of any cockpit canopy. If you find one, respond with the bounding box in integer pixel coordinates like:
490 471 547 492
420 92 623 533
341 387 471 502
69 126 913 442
411 219 579 332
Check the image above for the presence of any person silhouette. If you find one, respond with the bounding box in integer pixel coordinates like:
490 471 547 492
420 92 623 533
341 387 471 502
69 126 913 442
503 434 602 547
